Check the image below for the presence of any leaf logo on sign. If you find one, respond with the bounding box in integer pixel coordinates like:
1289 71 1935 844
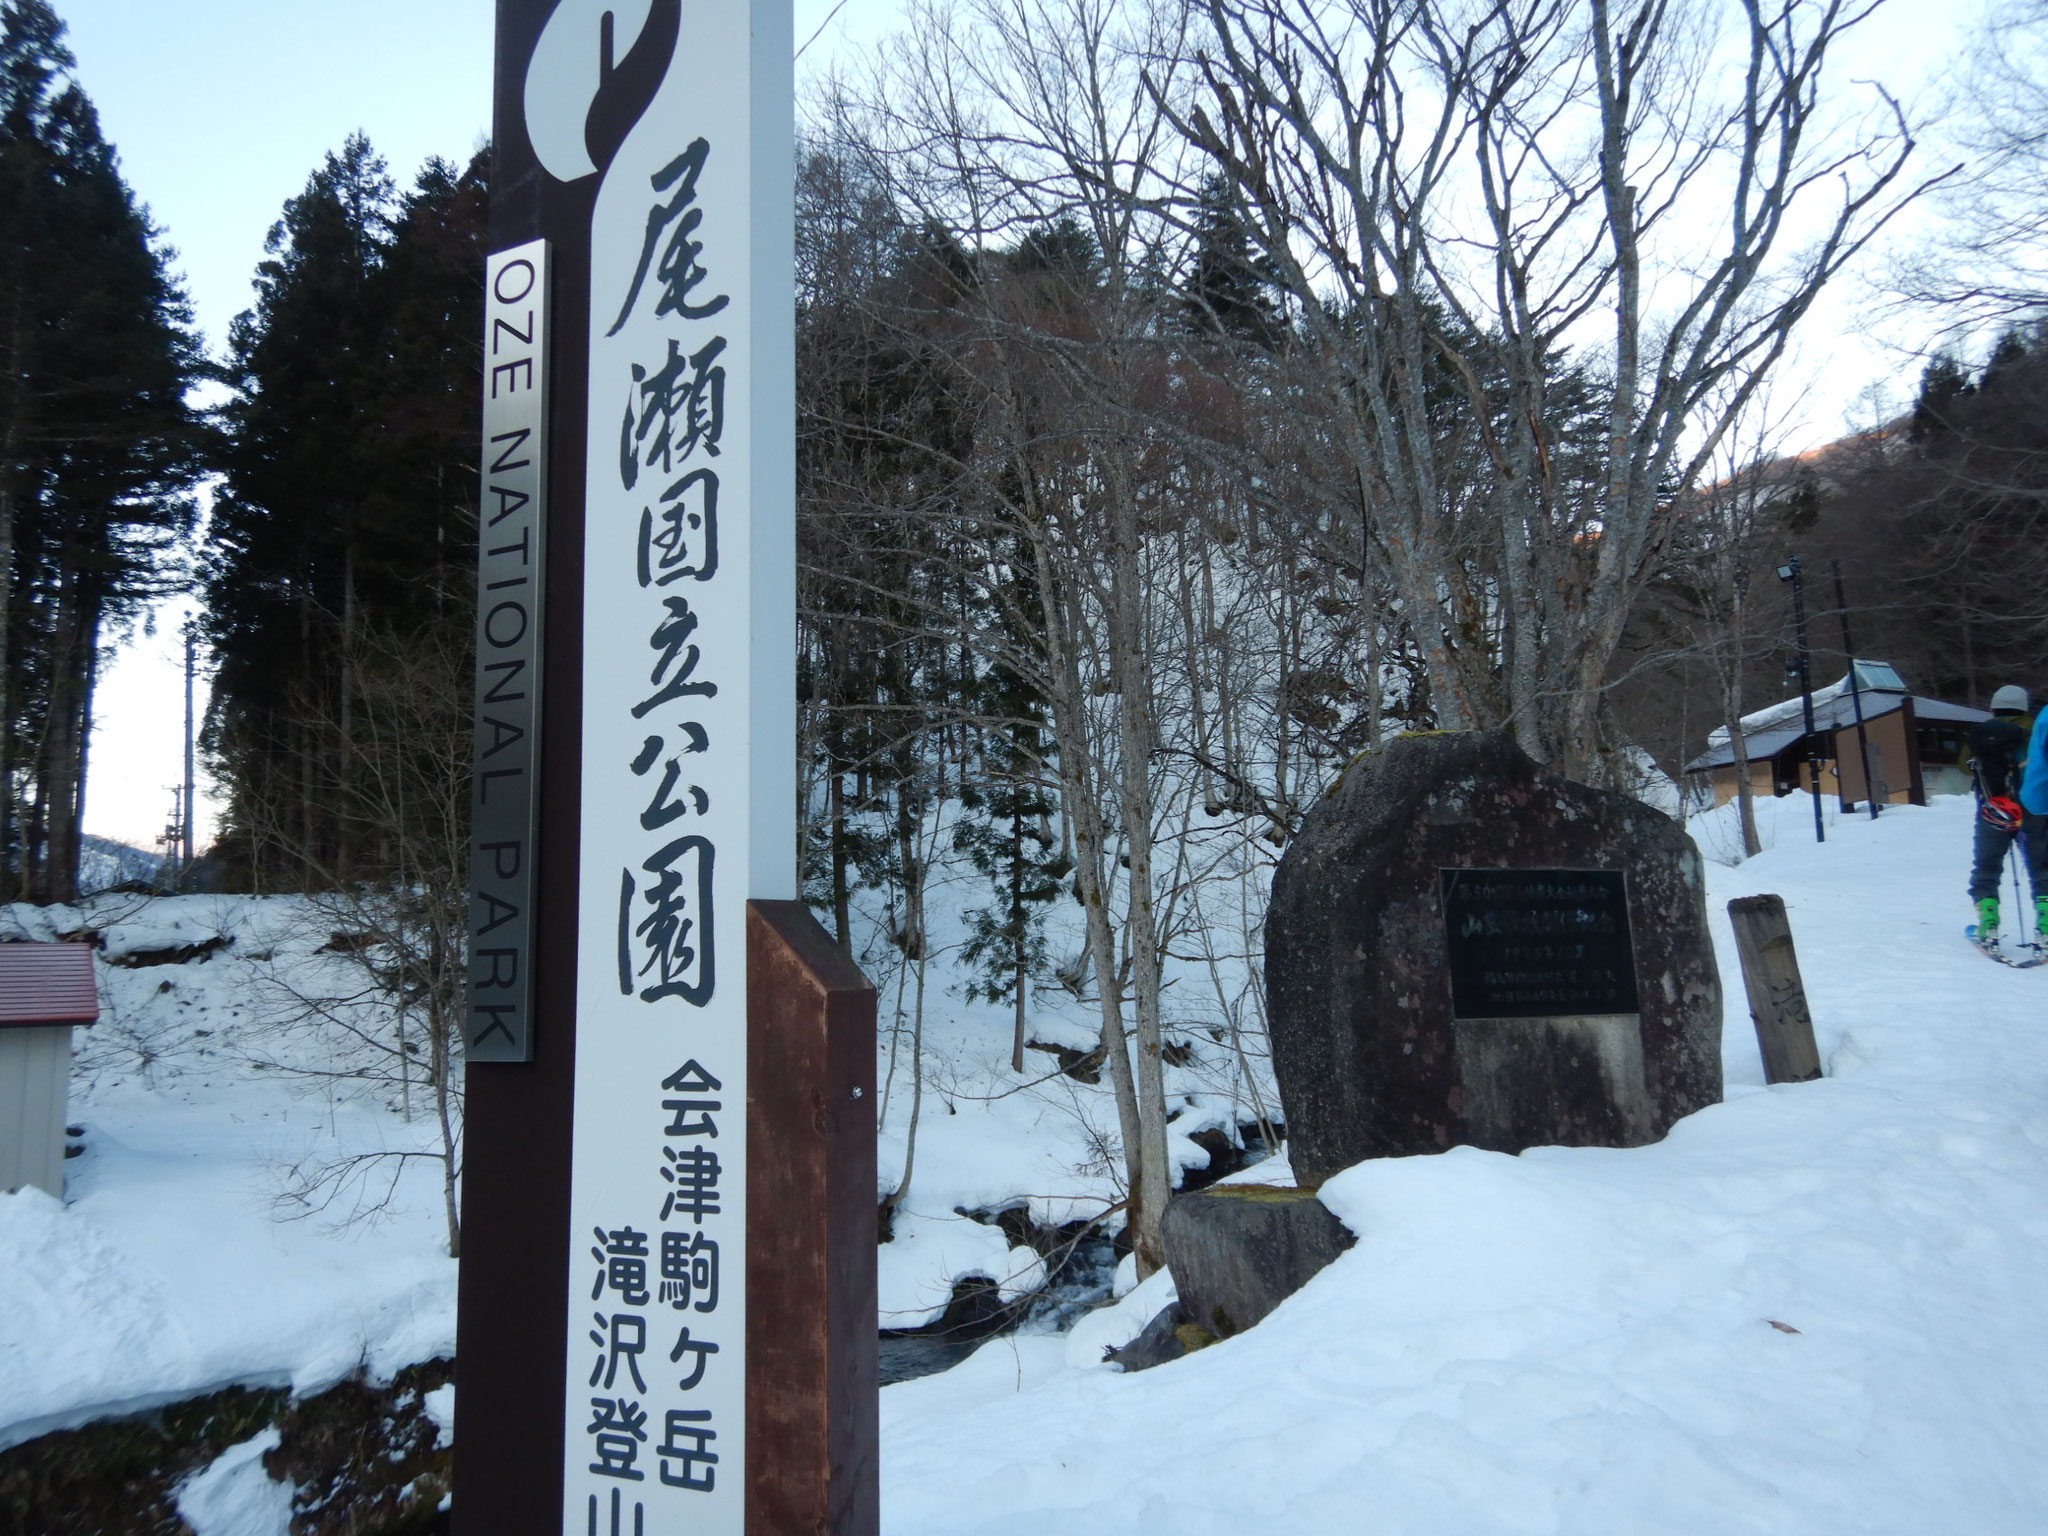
524 0 682 183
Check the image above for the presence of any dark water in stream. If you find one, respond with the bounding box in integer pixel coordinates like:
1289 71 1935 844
877 1227 1121 1386
876 1135 1282 1385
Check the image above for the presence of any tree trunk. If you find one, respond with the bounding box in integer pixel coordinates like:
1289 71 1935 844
829 761 851 952
38 559 90 904
1104 452 1172 1280
337 547 358 884
66 624 99 896
1725 652 1762 860
1009 795 1027 1074
879 937 927 1227
1029 525 1146 1257
432 975 462 1258
0 298 22 902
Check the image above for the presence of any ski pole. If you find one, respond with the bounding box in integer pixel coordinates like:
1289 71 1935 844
2011 845 2034 946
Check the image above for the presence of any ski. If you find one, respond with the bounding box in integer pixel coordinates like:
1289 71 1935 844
1966 925 2047 969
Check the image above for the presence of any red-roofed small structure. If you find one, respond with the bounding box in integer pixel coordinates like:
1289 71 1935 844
0 942 101 1026
0 941 99 1198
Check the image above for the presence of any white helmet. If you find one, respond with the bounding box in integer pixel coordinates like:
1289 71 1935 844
1991 684 2029 714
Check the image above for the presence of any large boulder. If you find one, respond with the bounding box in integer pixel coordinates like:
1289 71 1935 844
1105 1304 1189 1372
1159 1186 1355 1339
1267 731 1721 1186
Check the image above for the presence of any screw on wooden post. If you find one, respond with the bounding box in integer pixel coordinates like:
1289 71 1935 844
1726 895 1823 1084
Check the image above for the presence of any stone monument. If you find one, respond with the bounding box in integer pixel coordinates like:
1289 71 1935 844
1266 731 1720 1187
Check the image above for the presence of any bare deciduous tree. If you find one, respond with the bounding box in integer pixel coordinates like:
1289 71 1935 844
239 615 469 1257
1890 0 2048 339
1175 0 1935 776
832 0 1201 1276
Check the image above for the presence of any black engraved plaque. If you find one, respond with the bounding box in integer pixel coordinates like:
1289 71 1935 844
1439 868 1640 1019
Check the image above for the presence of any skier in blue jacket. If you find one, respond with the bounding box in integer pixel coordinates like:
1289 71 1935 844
2020 699 2048 857
1972 684 2048 940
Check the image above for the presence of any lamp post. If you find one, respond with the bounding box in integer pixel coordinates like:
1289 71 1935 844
181 622 196 885
1777 556 1826 844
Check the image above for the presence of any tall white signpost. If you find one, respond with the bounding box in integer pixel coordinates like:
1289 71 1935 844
556 3 792 1529
459 5 879 1535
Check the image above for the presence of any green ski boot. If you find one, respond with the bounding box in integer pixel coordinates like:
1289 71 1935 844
2034 895 2048 942
1977 897 2002 940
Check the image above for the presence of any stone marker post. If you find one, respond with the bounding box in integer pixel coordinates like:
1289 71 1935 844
1266 731 1722 1187
1726 895 1823 1084
455 6 878 1534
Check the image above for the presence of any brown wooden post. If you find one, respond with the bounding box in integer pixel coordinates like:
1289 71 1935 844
451 8 593 1523
1726 895 1823 1084
747 901 879 1535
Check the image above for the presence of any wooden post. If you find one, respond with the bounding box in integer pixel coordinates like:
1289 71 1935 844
1726 895 1823 1084
747 900 879 1535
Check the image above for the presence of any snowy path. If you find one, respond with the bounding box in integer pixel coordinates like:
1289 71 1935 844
880 797 2048 1534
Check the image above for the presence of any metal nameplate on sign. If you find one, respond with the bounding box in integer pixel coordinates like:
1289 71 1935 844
467 238 550 1063
1439 867 1640 1020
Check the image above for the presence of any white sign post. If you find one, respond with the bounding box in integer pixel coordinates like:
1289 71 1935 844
497 2 793 1531
462 7 870 1534
553 6 792 1533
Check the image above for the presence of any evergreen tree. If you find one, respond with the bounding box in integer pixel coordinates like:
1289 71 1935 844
1910 352 1972 441
795 165 978 950
1180 172 1283 348
204 140 487 887
0 0 203 900
953 634 1070 1073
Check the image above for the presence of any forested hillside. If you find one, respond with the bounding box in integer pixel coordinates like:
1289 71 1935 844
4 0 2044 1269
7 0 2048 1527
1615 326 2048 793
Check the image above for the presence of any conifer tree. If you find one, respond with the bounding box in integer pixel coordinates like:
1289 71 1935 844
205 141 487 887
953 637 1070 1074
1180 172 1283 348
0 0 203 900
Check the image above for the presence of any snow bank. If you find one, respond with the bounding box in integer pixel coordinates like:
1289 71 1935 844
0 894 456 1450
174 1428 293 1536
0 829 1275 1445
1062 1265 1176 1368
1685 786 1863 868
878 795 2048 1533
879 1211 1048 1329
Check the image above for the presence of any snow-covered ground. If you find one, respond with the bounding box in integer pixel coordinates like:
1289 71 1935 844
0 895 456 1451
881 793 2048 1533
7 792 2048 1533
854 811 1282 1328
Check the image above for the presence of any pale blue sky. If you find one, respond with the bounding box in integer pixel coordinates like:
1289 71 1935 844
58 0 1967 852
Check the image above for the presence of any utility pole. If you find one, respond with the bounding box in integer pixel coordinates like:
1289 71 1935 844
160 787 182 889
1833 562 1879 821
1777 556 1826 844
181 623 196 886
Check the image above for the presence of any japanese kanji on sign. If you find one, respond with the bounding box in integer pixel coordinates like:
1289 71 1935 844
460 6 874 1534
